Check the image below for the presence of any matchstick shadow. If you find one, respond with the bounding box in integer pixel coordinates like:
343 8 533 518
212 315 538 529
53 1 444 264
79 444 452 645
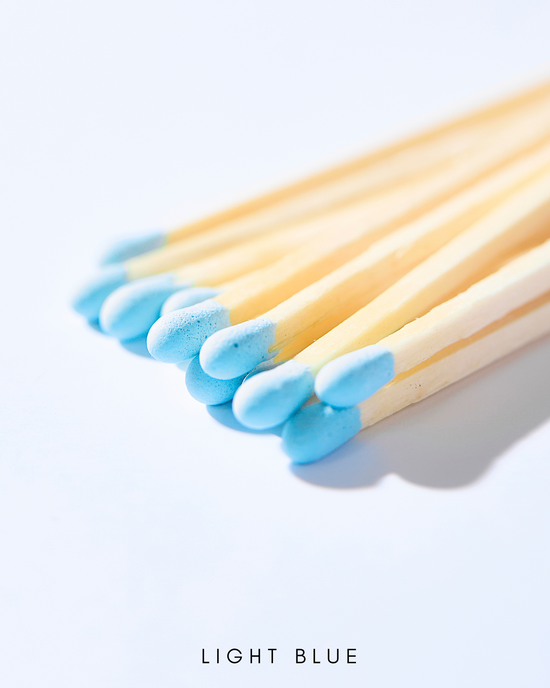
119 334 154 359
207 402 284 436
86 319 154 359
86 318 104 333
290 334 550 490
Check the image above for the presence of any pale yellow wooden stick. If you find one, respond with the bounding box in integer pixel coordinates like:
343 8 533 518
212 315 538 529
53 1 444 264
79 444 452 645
269 145 550 361
82 83 550 322
170 168 455 287
81 91 550 325
227 171 550 430
167 139 524 290
196 137 550 376
281 291 550 463
126 122 484 277
315 237 550 407
214 110 550 323
122 91 550 277
104 146 503 340
360 290 550 427
131 161 460 284
149 118 550 365
295 170 550 375
165 79 550 242
112 77 550 261
97 136 479 334
372 238 550 377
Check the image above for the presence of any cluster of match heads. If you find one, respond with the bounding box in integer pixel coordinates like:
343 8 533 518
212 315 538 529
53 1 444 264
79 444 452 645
72 79 550 464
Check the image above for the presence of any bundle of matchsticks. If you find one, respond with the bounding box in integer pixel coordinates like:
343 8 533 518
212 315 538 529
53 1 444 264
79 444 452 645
73 79 550 464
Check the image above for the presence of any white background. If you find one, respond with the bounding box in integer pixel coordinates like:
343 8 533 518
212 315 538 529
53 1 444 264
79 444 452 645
1 1 550 686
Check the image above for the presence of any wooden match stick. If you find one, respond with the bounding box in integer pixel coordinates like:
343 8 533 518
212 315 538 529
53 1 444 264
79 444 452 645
74 91 550 321
100 79 550 264
76 103 501 321
125 113 505 278
315 237 550 407
171 119 550 291
281 289 550 463
99 162 470 339
147 106 550 362
299 172 550 373
229 168 550 428
122 94 550 280
267 140 550 363
200 127 550 373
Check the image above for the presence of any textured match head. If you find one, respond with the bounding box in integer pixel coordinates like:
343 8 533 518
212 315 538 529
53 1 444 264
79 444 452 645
71 264 128 321
147 299 231 363
99 273 185 340
199 318 277 380
232 360 314 429
161 287 221 315
315 345 395 407
98 230 166 265
185 355 247 406
281 403 362 464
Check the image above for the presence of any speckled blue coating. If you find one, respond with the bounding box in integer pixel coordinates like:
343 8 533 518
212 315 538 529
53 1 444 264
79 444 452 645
71 264 128 320
161 287 221 315
176 358 192 372
185 355 246 405
147 299 231 363
281 403 362 464
232 360 314 429
98 231 166 265
315 345 395 407
99 274 185 340
200 318 277 380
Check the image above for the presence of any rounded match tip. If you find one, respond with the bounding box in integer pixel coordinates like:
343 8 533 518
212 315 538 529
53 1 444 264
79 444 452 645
185 355 246 405
71 264 128 320
161 286 221 315
199 318 277 380
147 299 231 363
281 403 362 464
232 360 314 429
98 230 166 265
99 273 183 340
315 345 395 407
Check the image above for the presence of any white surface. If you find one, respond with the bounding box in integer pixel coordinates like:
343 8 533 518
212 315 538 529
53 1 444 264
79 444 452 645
1 1 550 686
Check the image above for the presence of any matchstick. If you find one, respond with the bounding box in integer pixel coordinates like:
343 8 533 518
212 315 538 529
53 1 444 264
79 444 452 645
147 110 550 362
230 170 550 428
73 91 550 320
98 161 473 340
99 79 550 265
202 139 550 378
281 290 550 464
73 114 482 322
315 237 550 407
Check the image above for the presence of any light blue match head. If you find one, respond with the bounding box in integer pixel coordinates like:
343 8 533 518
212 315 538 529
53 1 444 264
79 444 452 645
199 318 277 380
147 299 231 363
185 355 246 406
161 286 221 315
315 345 395 408
98 230 166 265
71 264 128 320
232 360 314 429
99 273 185 340
282 403 362 464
